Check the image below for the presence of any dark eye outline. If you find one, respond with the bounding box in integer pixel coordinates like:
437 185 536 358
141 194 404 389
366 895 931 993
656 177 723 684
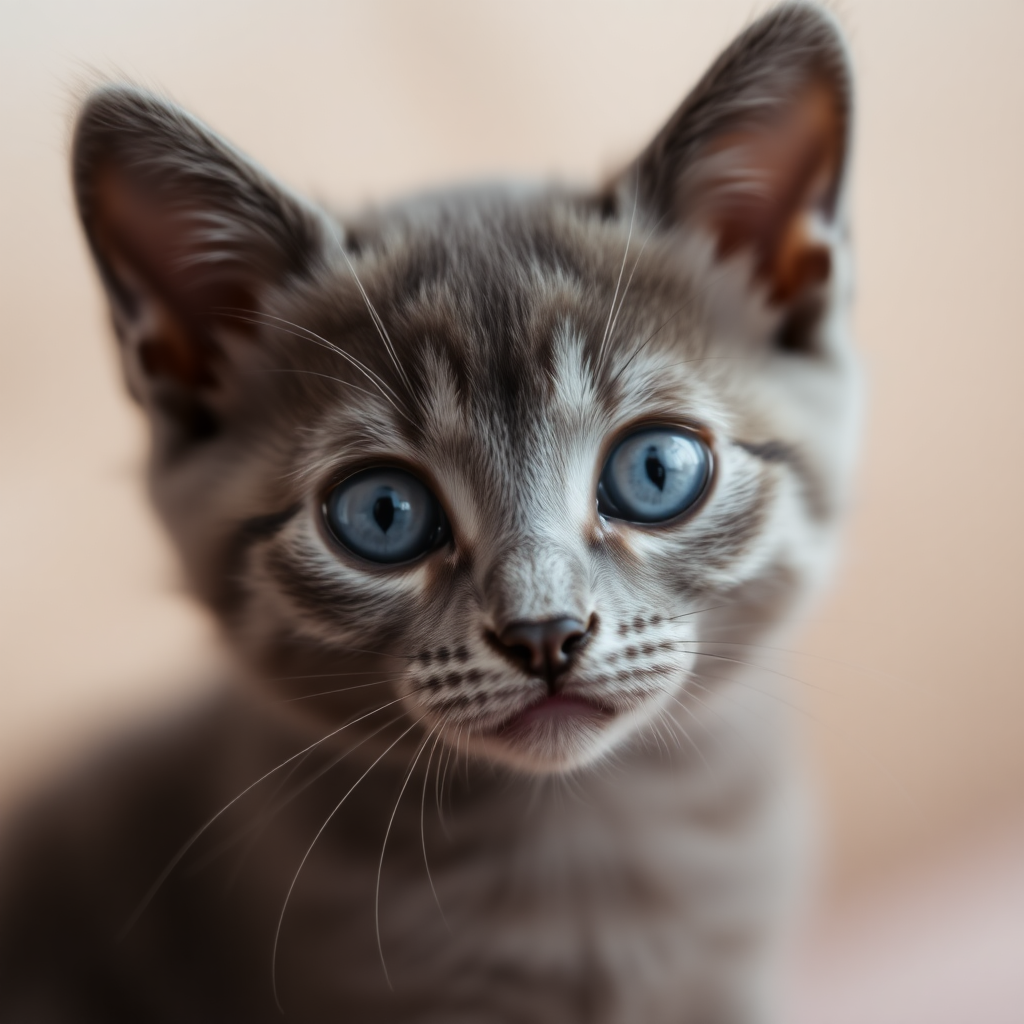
320 464 451 567
596 423 714 526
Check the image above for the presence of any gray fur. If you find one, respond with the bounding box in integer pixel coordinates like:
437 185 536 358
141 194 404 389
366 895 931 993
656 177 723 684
0 5 859 1021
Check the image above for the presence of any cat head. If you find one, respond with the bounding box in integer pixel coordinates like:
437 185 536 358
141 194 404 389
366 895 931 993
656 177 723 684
73 3 857 773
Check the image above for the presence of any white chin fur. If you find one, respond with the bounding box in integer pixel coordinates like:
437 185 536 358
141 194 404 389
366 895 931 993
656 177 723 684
470 719 617 774
465 698 667 774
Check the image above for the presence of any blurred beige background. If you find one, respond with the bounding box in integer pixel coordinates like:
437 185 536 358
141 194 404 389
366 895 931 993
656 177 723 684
2 2 1023 1012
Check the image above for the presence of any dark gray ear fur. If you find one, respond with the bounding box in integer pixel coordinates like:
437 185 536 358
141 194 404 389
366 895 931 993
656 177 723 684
619 3 853 321
72 85 334 444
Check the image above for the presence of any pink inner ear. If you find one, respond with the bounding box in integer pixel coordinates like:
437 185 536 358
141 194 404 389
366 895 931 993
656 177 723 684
89 164 257 389
684 80 845 305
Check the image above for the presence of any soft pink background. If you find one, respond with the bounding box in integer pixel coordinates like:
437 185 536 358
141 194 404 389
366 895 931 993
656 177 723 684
2 2 1022 1018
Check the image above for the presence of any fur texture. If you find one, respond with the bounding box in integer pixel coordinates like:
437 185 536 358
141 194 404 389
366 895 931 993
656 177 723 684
0 5 858 1022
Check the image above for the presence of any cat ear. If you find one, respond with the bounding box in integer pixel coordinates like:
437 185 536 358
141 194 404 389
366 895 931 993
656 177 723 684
627 3 852 311
72 85 336 442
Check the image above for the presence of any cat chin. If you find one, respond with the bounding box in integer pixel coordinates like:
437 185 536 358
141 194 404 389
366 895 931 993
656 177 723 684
464 701 636 774
471 730 615 774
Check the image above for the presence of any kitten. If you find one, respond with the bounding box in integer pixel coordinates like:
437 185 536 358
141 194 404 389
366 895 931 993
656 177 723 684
0 4 858 1022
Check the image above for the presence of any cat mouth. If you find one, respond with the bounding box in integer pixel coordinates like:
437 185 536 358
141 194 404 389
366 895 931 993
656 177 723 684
491 693 616 740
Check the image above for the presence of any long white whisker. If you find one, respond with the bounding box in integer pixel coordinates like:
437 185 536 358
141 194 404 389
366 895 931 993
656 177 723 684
596 180 638 370
375 726 436 989
462 725 473 788
259 367 389 405
192 746 318 881
686 673 777 726
441 725 462 818
681 647 832 694
329 223 413 393
266 668 402 683
433 731 446 820
223 311 412 424
674 682 735 737
663 602 733 622
603 213 665 363
272 717 422 1011
281 675 407 703
608 298 693 389
684 637 919 695
686 663 809 717
687 669 920 816
421 728 450 930
645 709 671 760
118 694 409 940
222 309 400 400
218 712 405 893
663 701 715 779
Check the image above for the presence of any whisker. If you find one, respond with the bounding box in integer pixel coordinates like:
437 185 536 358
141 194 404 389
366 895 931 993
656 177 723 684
663 700 715 779
687 672 773 718
596 179 638 370
219 310 408 422
441 725 462 818
608 298 693 389
254 368 403 411
191 747 318 882
680 646 837 694
686 664 813 719
327 222 415 393
376 725 437 989
214 712 405 889
657 706 689 755
686 669 920 817
603 213 666 364
230 308 398 397
672 681 739 740
651 355 751 371
272 717 423 1012
663 602 733 622
462 725 473 789
559 765 593 808
333 645 417 662
335 244 414 395
420 728 450 930
254 367 387 405
264 668 395 682
682 638 920 695
434 730 452 841
644 708 671 760
117 694 409 940
280 676 405 702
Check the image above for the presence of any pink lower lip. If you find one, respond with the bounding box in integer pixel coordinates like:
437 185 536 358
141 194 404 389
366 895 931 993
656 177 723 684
496 694 613 735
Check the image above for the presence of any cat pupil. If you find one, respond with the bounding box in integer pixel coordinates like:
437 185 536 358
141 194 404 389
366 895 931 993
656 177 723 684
373 495 395 533
645 450 666 491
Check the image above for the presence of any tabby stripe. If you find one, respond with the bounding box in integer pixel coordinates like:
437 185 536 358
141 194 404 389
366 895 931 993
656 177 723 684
219 503 302 614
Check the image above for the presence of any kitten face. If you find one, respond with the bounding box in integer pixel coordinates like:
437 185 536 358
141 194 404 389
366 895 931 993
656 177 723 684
232 201 841 772
72 4 857 773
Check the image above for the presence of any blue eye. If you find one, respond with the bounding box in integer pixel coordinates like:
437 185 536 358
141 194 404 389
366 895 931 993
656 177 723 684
324 468 448 564
597 428 711 524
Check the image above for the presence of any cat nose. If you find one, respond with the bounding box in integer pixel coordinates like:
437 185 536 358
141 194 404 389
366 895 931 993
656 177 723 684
493 616 593 684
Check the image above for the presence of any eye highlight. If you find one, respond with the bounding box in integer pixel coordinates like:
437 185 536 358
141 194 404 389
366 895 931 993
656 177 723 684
324 468 448 564
597 427 711 524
